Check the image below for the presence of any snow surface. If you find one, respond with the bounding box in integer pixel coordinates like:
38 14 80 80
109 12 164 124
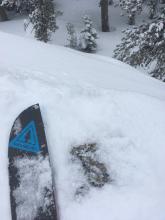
0 31 165 220
13 155 54 220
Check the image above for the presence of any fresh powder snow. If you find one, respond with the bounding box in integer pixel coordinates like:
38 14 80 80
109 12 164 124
0 30 164 220
13 155 54 220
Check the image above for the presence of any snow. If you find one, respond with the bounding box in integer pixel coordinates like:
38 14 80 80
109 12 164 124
0 29 164 220
13 155 54 220
0 1 165 218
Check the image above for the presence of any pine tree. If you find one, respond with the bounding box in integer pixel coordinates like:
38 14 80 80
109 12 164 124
147 0 159 19
1 0 34 13
119 0 143 25
113 8 165 81
66 23 77 49
29 0 58 43
79 15 98 53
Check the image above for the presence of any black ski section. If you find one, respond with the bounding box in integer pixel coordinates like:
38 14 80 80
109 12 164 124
8 104 58 220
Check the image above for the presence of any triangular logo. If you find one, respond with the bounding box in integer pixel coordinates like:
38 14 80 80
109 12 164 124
9 121 40 153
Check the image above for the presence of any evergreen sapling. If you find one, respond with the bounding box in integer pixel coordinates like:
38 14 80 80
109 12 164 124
79 15 98 53
66 23 77 49
29 0 58 42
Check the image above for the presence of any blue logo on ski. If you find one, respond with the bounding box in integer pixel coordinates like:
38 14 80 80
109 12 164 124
9 121 40 153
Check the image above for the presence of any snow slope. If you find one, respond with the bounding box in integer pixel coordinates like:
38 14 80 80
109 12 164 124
0 31 165 220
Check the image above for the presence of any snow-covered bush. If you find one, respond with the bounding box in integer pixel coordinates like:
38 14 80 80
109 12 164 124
119 0 143 25
114 8 165 81
79 15 98 53
66 23 78 49
29 0 58 42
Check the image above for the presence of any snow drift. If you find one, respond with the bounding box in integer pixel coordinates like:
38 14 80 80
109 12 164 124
0 31 165 220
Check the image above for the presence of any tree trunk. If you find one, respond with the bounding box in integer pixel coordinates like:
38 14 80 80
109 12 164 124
0 6 8 21
100 0 110 32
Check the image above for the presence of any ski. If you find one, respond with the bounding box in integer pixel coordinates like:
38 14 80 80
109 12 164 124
8 104 58 220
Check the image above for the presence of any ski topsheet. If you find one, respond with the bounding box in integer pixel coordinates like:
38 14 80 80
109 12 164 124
8 104 58 220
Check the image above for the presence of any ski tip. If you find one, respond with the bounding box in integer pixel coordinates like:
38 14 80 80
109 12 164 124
9 103 42 151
